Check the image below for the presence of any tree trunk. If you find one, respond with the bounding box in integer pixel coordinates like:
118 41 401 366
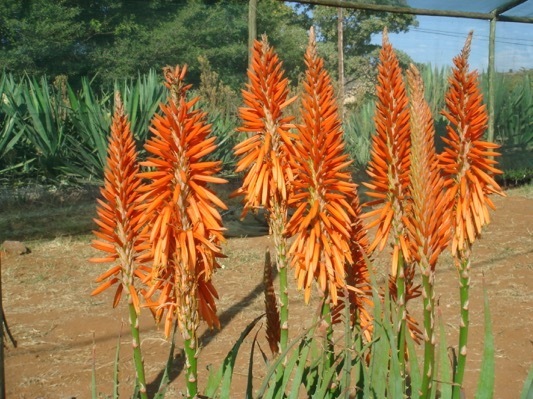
337 4 345 120
249 0 258 65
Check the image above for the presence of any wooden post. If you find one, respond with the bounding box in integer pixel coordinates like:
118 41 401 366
0 254 5 399
487 16 497 144
249 0 258 65
337 3 345 120
0 253 16 399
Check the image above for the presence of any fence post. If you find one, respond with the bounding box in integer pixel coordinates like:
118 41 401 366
0 254 5 399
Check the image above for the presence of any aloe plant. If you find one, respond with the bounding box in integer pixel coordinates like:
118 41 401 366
489 73 533 149
21 76 69 178
206 111 242 173
0 74 25 168
115 69 166 146
65 78 112 181
0 73 35 175
344 100 374 167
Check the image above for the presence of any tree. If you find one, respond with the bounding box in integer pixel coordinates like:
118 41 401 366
305 3 418 107
0 0 85 78
90 1 309 89
0 0 414 94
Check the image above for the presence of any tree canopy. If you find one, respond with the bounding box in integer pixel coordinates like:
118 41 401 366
0 0 416 90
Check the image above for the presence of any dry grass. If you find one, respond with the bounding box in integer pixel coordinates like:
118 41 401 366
0 184 99 242
506 183 533 199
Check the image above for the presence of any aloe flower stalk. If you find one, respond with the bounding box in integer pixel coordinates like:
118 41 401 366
438 32 504 399
263 249 281 355
138 65 227 399
286 27 357 308
90 92 150 398
233 35 296 354
406 64 451 398
363 29 421 372
331 193 373 339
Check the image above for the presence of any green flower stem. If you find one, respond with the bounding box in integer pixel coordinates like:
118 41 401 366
270 203 289 353
321 299 334 368
343 296 354 396
272 205 289 353
128 301 148 399
183 326 198 399
279 261 289 351
452 255 470 399
275 246 289 391
420 268 436 399
271 203 289 392
395 251 407 380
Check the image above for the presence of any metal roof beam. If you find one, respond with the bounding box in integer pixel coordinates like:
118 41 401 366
288 0 533 23
492 0 529 15
290 0 494 20
497 15 533 23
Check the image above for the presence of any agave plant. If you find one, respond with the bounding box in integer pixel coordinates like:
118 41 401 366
0 73 28 173
490 72 533 149
343 101 375 168
65 78 112 181
115 69 167 146
21 75 69 178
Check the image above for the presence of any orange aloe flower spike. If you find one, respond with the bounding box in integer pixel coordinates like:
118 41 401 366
362 28 412 274
233 35 296 353
363 29 423 356
90 92 151 398
233 34 297 213
406 63 452 397
286 27 357 305
439 32 505 256
406 64 451 271
90 92 149 313
331 194 373 340
438 33 505 398
138 65 227 336
138 65 227 398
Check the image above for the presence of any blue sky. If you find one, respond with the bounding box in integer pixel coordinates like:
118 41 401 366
372 16 533 72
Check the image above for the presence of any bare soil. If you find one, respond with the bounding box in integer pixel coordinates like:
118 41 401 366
1 187 532 399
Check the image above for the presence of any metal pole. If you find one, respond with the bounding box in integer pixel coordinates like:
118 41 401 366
279 0 533 24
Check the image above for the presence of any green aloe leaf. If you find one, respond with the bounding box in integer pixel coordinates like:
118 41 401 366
520 362 533 399
245 328 262 399
154 321 179 399
406 330 421 399
256 322 317 398
203 313 264 398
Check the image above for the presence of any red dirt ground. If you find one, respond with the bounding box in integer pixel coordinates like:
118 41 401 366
1 191 532 398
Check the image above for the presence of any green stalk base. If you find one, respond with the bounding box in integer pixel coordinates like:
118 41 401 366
420 271 436 399
128 302 148 399
395 252 407 383
184 329 198 399
452 256 470 399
